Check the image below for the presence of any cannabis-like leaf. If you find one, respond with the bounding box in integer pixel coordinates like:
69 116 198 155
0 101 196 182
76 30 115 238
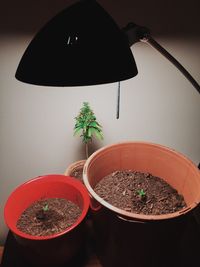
74 102 103 158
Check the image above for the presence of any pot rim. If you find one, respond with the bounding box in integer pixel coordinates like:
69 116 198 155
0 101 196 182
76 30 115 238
83 141 200 222
65 159 86 176
4 174 90 240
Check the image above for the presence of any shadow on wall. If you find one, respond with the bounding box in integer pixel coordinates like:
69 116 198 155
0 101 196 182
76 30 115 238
0 0 200 37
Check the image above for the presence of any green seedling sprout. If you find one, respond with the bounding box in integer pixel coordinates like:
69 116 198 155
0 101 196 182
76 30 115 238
137 189 146 200
42 204 49 212
36 204 49 220
74 102 103 158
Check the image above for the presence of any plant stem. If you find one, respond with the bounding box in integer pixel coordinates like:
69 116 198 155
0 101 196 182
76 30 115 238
85 143 89 159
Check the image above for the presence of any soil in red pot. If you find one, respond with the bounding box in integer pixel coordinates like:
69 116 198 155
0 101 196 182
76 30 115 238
16 198 81 236
94 170 186 215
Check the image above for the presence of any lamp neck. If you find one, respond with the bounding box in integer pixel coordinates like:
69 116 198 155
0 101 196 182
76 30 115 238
123 23 200 94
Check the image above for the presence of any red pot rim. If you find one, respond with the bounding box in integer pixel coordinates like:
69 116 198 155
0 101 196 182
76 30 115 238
4 174 90 240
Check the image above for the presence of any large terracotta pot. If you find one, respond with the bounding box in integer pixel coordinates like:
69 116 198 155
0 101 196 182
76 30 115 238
83 141 200 267
4 174 90 266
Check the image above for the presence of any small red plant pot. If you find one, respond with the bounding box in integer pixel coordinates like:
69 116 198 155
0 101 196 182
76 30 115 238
4 174 90 266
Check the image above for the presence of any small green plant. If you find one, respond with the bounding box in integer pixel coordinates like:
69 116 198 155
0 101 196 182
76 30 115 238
36 204 49 220
74 102 103 158
42 204 49 212
137 189 146 200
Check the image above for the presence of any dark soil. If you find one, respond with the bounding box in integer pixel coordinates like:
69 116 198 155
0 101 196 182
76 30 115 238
94 170 187 215
16 198 81 236
71 168 84 182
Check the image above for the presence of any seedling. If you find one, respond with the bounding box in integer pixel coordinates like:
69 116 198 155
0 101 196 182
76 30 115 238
42 204 49 212
137 189 146 201
36 204 49 220
74 102 103 158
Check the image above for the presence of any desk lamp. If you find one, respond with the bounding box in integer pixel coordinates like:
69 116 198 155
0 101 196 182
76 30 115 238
15 0 200 117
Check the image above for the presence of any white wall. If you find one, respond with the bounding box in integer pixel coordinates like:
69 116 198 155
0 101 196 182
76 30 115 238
0 1 200 244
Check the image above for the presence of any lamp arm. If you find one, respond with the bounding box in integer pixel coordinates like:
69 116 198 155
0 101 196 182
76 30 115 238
123 23 200 94
141 35 200 94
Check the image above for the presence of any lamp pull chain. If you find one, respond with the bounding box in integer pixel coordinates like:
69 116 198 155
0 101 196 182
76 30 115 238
116 81 120 119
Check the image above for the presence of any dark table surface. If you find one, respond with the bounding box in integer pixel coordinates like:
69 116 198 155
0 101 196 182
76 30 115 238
1 214 200 267
1 225 102 267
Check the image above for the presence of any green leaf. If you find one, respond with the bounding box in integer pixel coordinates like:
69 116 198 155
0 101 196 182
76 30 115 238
83 135 91 143
88 128 92 137
43 204 49 212
73 127 82 136
88 127 96 135
94 130 103 140
89 121 98 127
74 122 84 129
137 189 146 197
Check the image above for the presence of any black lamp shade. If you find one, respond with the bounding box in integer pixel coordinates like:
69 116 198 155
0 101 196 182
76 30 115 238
15 0 138 86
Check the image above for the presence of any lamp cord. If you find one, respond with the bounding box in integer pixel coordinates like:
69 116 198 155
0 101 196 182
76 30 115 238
140 35 200 95
116 81 120 119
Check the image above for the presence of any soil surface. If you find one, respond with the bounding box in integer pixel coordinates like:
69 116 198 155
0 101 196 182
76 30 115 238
16 198 81 236
94 170 186 215
71 168 84 182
